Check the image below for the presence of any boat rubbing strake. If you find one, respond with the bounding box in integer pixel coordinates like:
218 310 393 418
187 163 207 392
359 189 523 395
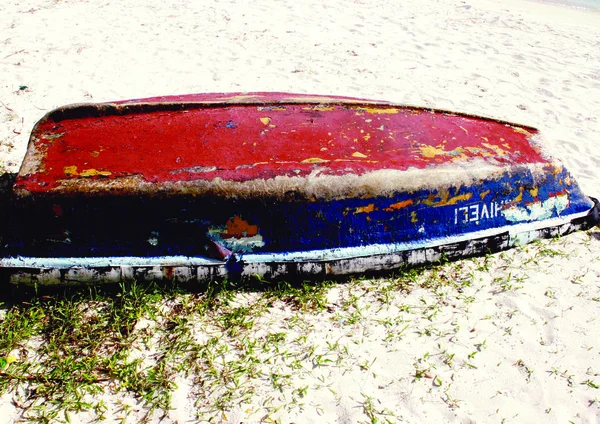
1 92 598 284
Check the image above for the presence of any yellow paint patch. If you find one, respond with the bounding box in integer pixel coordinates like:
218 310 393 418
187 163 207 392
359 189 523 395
301 157 329 163
90 150 100 158
260 117 271 125
64 166 111 177
514 186 524 202
529 187 539 198
363 133 371 141
423 190 473 206
419 145 446 159
482 142 509 156
352 151 368 158
384 199 413 212
479 190 490 200
446 193 472 205
513 127 533 136
80 169 112 177
360 107 399 114
411 211 418 223
63 165 78 177
355 204 376 214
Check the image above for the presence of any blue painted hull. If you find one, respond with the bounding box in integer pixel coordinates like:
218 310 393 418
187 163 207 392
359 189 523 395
1 173 597 284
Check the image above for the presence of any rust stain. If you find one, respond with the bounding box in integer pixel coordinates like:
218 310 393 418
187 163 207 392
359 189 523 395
480 189 490 200
355 204 376 214
384 199 414 212
163 266 174 280
222 216 258 239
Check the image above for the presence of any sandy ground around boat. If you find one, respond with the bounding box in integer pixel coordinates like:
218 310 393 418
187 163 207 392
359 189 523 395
1 0 600 422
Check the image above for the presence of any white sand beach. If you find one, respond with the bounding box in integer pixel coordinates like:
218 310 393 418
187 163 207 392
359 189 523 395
1 0 599 422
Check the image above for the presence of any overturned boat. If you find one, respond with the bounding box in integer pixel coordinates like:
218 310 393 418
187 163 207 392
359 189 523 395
1 92 598 284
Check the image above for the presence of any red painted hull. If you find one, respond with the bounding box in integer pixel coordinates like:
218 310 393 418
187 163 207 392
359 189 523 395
16 92 543 199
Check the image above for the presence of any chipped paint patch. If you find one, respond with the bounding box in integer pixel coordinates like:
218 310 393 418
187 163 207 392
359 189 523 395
419 145 447 159
207 216 265 253
351 151 367 158
260 117 271 125
512 126 533 136
302 106 335 111
63 166 111 177
410 211 418 223
385 199 414 211
80 169 112 177
354 204 376 214
301 157 329 164
64 165 79 177
502 194 569 222
223 216 259 238
358 107 399 115
423 190 473 207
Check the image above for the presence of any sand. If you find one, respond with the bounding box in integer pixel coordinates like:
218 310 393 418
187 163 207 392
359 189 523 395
1 0 599 422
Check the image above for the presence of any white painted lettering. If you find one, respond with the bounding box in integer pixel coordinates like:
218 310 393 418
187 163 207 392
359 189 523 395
469 204 479 222
480 203 489 219
453 201 501 225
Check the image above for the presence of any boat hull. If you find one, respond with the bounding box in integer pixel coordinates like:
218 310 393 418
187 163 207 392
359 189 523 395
1 92 598 284
2 200 597 285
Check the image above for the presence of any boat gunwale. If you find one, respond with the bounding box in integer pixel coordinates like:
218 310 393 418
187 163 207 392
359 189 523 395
35 93 539 133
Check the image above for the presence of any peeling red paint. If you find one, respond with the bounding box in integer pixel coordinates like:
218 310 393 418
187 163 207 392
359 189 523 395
16 93 545 196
